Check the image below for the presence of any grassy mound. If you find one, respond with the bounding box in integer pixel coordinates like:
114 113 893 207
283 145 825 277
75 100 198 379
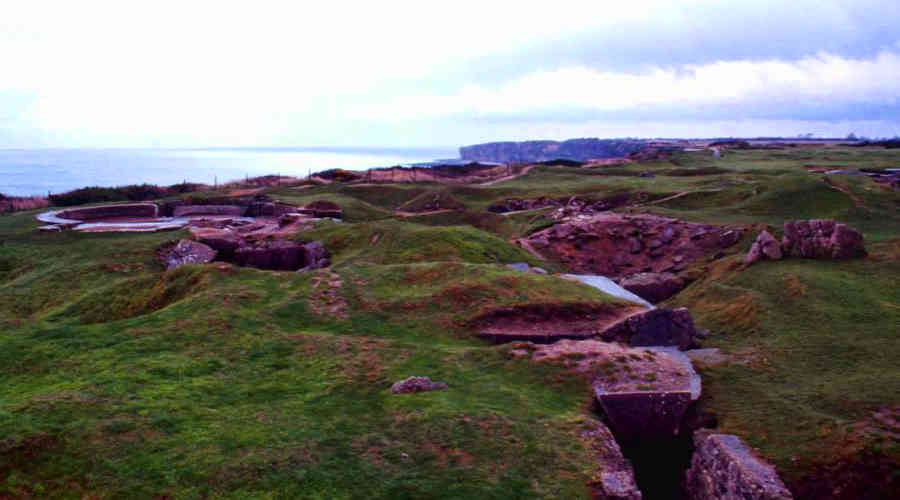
668 247 900 487
396 189 466 213
300 219 546 268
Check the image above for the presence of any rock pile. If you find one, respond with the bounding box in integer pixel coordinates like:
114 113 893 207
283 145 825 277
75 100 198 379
189 216 330 272
745 220 866 265
782 219 865 259
685 431 793 500
745 230 782 264
158 240 217 270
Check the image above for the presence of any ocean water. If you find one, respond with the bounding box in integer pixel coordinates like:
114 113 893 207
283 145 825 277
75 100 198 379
0 147 457 197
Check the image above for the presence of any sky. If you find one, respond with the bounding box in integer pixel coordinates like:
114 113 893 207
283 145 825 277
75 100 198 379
2 0 899 148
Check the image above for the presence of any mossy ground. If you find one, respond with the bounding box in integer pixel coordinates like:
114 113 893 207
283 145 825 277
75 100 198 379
1 146 899 497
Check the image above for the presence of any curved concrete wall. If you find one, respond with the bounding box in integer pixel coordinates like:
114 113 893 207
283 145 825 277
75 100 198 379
58 203 159 221
173 205 246 217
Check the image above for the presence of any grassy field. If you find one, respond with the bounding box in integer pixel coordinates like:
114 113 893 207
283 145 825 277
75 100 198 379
1 146 899 497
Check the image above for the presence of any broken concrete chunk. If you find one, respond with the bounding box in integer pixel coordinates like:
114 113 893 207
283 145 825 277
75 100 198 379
390 376 448 394
685 431 794 500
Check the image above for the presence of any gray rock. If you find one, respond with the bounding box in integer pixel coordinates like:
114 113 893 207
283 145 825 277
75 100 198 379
686 348 728 367
685 432 793 500
782 219 865 259
581 419 643 500
745 230 782 264
593 345 700 441
619 272 686 304
505 262 531 272
390 376 448 394
159 239 217 270
301 241 331 270
601 307 698 350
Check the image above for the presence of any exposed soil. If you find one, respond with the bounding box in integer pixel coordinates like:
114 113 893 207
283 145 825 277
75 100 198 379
523 213 744 278
471 303 645 343
488 191 651 215
789 406 900 500
308 270 348 320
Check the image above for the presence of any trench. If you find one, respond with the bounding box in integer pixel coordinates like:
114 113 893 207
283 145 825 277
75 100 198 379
597 402 714 499
618 432 695 499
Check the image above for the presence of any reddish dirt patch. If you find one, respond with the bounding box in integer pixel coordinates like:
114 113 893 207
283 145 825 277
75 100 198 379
524 213 744 277
789 406 899 500
470 303 644 343
308 270 348 320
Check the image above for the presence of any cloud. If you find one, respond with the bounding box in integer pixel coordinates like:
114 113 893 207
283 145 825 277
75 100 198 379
357 51 900 124
1 0 899 146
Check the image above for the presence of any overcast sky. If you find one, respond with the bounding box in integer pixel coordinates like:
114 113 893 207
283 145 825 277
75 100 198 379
2 0 899 148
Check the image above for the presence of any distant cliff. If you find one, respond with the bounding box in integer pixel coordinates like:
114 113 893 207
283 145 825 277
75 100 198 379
459 138 649 163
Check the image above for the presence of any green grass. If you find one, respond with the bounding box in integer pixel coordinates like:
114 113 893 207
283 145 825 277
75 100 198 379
298 219 547 268
668 246 900 482
0 209 620 498
2 145 899 497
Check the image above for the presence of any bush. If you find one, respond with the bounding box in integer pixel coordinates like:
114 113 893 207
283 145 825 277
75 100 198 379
50 183 176 206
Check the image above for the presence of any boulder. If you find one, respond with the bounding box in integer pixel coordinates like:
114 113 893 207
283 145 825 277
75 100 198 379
782 219 865 259
619 272 686 304
390 376 448 394
581 419 643 500
159 239 217 270
592 346 701 441
301 241 331 270
601 308 698 350
530 340 700 442
190 227 243 259
685 431 793 500
745 230 783 264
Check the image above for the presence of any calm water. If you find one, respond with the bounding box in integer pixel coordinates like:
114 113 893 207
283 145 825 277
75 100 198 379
0 147 457 197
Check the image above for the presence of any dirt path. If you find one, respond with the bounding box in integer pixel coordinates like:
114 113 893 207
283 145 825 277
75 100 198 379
308 270 348 320
631 189 723 208
478 166 535 186
513 238 547 261
393 209 458 218
824 177 868 210
498 206 554 217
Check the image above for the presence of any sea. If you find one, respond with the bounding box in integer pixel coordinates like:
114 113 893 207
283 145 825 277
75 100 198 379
0 147 458 197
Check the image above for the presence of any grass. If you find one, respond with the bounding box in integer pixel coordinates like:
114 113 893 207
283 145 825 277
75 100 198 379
0 209 618 498
1 145 899 497
298 219 547 269
667 248 900 484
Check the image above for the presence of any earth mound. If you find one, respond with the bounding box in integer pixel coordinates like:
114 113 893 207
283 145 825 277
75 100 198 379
523 213 744 277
